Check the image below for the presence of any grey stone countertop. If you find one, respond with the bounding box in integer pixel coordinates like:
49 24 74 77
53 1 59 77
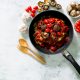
0 0 80 80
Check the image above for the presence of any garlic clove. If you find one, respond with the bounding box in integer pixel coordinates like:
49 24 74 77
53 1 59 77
19 24 28 34
21 11 32 25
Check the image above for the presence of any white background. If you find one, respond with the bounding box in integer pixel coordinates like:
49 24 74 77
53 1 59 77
0 0 80 80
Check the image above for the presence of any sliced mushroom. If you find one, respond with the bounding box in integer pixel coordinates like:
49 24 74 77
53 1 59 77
50 33 56 40
43 4 49 10
55 4 62 9
41 32 49 39
38 7 43 12
38 1 44 7
57 37 63 42
49 1 56 7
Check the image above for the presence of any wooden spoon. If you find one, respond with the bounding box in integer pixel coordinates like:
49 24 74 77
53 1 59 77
18 39 46 64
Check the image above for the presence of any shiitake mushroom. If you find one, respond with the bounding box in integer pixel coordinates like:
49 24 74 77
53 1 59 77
49 0 62 9
53 24 61 31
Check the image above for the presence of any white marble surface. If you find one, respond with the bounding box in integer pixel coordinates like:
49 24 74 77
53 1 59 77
0 0 80 80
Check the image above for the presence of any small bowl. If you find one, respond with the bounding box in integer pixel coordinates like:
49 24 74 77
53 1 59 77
67 2 80 18
71 15 80 19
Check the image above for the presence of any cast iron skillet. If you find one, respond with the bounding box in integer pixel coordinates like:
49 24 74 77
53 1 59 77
29 10 80 74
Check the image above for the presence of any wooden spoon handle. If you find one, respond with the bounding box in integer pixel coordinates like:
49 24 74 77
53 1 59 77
28 51 46 64
26 47 46 64
17 45 46 64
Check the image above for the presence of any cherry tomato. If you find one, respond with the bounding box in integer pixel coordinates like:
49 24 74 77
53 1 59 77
31 13 35 17
50 29 53 33
33 6 38 10
75 28 80 32
50 46 56 51
45 28 50 32
65 27 69 32
57 32 61 36
49 18 55 23
25 6 32 12
47 23 52 28
76 26 80 29
75 21 80 26
28 6 32 11
44 19 49 24
25 8 30 12
75 20 80 33
32 9 36 13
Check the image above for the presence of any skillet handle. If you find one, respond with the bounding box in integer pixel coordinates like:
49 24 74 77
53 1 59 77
62 51 80 74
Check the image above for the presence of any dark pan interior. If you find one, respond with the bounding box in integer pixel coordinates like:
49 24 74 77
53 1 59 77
29 10 73 54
